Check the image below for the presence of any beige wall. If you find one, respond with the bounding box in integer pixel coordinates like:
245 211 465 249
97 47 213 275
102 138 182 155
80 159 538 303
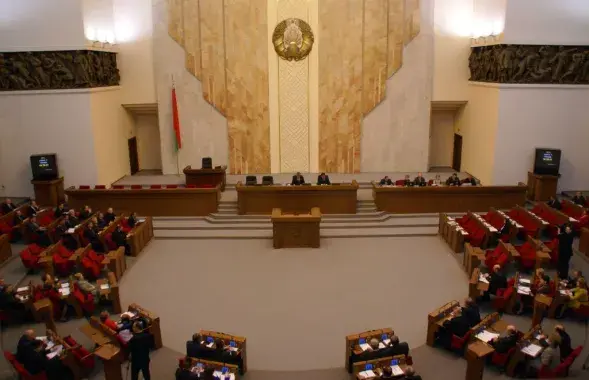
136 114 163 170
90 88 133 185
454 84 499 184
429 110 455 168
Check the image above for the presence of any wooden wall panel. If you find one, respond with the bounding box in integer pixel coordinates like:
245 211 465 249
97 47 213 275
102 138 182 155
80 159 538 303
318 0 363 173
168 0 185 46
363 0 389 114
388 0 405 77
404 0 420 45
200 0 227 114
183 0 201 80
225 0 270 173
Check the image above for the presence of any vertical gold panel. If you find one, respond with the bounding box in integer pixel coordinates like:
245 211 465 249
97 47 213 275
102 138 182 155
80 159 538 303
387 0 405 77
225 0 270 173
404 0 420 45
363 0 388 114
183 0 201 80
168 0 184 46
318 0 363 173
278 0 310 172
200 0 227 114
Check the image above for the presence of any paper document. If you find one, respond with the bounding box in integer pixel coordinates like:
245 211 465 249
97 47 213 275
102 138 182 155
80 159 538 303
212 372 235 380
516 223 523 228
46 345 63 359
36 336 47 342
17 286 29 292
569 217 578 222
489 227 498 232
59 288 70 296
460 230 469 235
61 283 69 288
383 339 391 346
391 365 405 376
559 289 572 296
229 346 239 352
100 284 110 290
519 278 531 284
67 228 75 234
479 275 489 284
138 218 146 223
358 370 376 379
378 342 386 349
45 341 55 350
522 343 543 357
206 342 214 348
541 220 549 225
476 330 500 343
518 286 531 295
359 343 371 351
118 330 133 343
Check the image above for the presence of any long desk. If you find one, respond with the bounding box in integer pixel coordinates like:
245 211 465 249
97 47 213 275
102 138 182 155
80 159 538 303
183 165 227 191
352 355 408 379
372 183 527 214
236 182 359 215
127 217 154 257
271 207 321 248
345 327 394 372
199 329 248 374
65 186 220 216
0 233 12 265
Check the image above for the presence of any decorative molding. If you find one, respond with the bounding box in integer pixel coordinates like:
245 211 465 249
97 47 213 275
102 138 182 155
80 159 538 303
122 103 159 116
469 81 589 89
0 86 121 96
431 101 467 112
0 50 119 91
469 44 589 84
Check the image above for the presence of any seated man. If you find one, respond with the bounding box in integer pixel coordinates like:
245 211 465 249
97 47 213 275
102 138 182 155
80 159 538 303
29 200 41 217
74 273 96 294
547 196 562 210
16 330 47 375
439 312 470 348
104 207 117 224
463 175 477 186
490 325 519 354
413 172 427 187
100 310 119 331
381 366 394 379
431 174 443 186
485 264 508 299
403 366 422 380
578 209 589 228
446 173 461 186
0 281 27 321
291 172 305 185
176 360 199 380
54 204 66 219
1 198 16 214
112 224 131 255
27 216 50 246
385 335 409 357
84 221 104 252
358 338 382 361
317 172 331 185
66 210 80 228
186 333 204 358
379 176 393 186
572 191 586 206
461 297 481 327
402 174 413 187
13 210 26 225
127 212 138 229
79 205 92 221
96 212 107 229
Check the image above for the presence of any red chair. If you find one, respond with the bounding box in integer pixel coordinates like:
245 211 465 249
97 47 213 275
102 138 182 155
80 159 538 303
490 347 515 368
81 250 103 279
72 284 95 315
52 245 75 276
63 336 95 370
103 232 117 251
493 287 515 312
186 184 197 188
450 330 471 351
395 179 405 186
572 304 589 319
515 242 537 270
4 351 48 380
166 185 179 189
150 184 162 189
79 185 90 190
94 185 106 189
0 221 12 239
485 245 509 270
112 185 125 189
20 245 43 270
130 185 142 189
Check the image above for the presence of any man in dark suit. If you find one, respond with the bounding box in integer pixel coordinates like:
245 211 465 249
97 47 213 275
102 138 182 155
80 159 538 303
54 204 66 219
1 198 16 214
567 270 584 289
547 196 562 210
29 201 41 217
28 216 50 247
128 212 138 229
186 333 204 358
403 367 422 380
317 173 331 185
357 338 382 361
291 172 305 185
84 222 103 252
79 206 92 220
486 264 508 298
461 297 481 327
112 225 131 255
66 210 80 227
385 335 409 357
379 176 393 186
554 325 572 360
572 191 586 206
128 321 154 380
13 210 26 225
413 172 427 186
438 310 470 349
16 330 47 375
176 360 199 380
463 175 477 186
104 208 116 224
446 173 461 186
402 175 413 187
490 325 519 354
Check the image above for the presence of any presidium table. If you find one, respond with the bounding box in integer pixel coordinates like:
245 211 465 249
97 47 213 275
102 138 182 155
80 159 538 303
272 207 321 248
183 165 227 191
236 181 359 215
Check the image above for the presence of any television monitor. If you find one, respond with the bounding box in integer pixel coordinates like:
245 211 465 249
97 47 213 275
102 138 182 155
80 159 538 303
533 148 561 176
365 363 373 371
30 153 58 180
206 336 214 343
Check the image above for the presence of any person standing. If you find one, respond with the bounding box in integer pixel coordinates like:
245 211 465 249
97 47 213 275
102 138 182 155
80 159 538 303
557 225 574 279
128 321 154 380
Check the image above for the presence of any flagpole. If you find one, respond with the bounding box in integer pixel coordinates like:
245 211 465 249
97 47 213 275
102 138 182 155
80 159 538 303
172 74 181 175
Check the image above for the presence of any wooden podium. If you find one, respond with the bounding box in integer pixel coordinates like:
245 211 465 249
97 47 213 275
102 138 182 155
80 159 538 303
31 177 65 206
579 228 589 258
271 207 321 248
527 172 558 201
183 165 227 191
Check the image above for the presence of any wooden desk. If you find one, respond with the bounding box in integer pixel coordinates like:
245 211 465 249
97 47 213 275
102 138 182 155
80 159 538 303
95 343 123 380
97 272 122 313
101 247 126 281
236 182 358 215
183 357 239 378
468 268 489 301
184 165 227 191
506 325 544 377
127 217 153 257
372 183 527 214
580 228 589 258
0 233 12 265
199 330 248 374
46 330 90 380
32 298 56 332
426 301 460 347
464 243 484 276
128 303 163 349
31 177 65 207
65 186 221 216
532 294 552 327
345 328 395 371
271 207 321 248
353 355 408 379
527 172 558 202
465 340 495 380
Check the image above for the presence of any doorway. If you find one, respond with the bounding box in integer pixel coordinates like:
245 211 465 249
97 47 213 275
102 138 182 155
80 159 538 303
452 134 463 172
128 137 139 175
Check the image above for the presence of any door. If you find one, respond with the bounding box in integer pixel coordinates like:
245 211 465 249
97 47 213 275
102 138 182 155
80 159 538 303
452 134 463 172
128 137 139 175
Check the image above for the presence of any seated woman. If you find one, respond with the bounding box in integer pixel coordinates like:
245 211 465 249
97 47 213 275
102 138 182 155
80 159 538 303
100 310 119 331
566 277 588 311
516 275 551 314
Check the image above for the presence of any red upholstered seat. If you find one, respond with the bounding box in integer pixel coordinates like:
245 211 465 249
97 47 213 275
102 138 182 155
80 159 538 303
112 185 125 189
81 251 102 279
493 287 514 311
150 184 162 189
104 232 117 251
52 246 75 276
491 347 515 367
63 336 95 369
79 185 90 189
73 285 95 314
94 185 106 189
395 179 405 186
130 185 142 189
470 228 486 247
0 221 13 239
485 245 509 270
573 304 589 319
186 184 197 188
450 331 471 351
4 351 49 380
166 185 178 189
20 245 43 270
515 242 537 270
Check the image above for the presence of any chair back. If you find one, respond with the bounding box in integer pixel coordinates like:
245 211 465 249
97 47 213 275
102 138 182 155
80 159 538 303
262 176 274 185
202 157 213 169
245 176 257 185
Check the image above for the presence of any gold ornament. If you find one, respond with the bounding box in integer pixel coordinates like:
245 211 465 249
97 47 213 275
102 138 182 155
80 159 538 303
272 18 314 61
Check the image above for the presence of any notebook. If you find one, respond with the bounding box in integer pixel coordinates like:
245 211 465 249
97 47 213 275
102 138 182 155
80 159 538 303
476 330 499 343
522 343 543 357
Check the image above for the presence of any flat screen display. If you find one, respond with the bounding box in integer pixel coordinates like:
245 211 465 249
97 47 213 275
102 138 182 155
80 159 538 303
30 153 58 180
534 148 561 176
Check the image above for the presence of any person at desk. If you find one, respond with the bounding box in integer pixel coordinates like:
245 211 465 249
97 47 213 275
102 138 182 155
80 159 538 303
547 196 562 210
566 270 584 289
384 335 409 357
128 320 154 380
13 209 26 225
379 176 393 186
112 224 131 255
482 265 508 301
403 367 422 380
317 172 331 185
104 207 117 224
463 175 477 186
79 205 92 220
557 225 574 280
27 216 50 247
29 200 41 217
562 277 588 316
118 313 134 331
96 212 107 229
1 198 16 214
100 310 119 331
572 191 586 206
528 340 560 377
16 330 46 375
439 312 470 348
358 338 382 361
461 297 481 327
74 273 96 294
402 174 413 187
54 204 66 219
413 172 427 187
381 366 394 379
446 173 461 186
128 212 138 229
84 221 104 252
176 360 199 380
431 174 443 186
291 172 305 185
489 325 519 354
65 210 79 228
186 333 205 359
0 282 27 321
515 275 551 315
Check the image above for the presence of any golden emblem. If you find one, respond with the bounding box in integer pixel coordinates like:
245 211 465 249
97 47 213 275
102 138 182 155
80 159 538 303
272 18 314 61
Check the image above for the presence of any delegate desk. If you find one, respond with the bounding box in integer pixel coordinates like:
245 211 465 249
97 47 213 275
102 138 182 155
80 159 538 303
353 355 408 379
506 325 544 377
199 330 248 374
345 328 394 372
426 301 460 347
184 165 227 191
181 357 239 379
372 183 527 214
271 207 321 248
128 217 154 257
65 186 220 216
0 233 11 265
465 313 508 380
580 227 589 258
236 182 358 215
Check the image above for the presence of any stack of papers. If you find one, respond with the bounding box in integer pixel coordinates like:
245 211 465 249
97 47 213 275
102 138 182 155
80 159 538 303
46 345 63 359
479 274 489 284
206 342 214 348
391 365 405 376
358 370 376 379
378 342 386 349
100 284 110 290
17 286 29 292
569 217 578 222
522 343 543 357
519 278 531 285
382 338 391 346
212 373 235 380
559 289 572 296
67 228 75 234
359 343 371 351
59 288 70 296
60 283 69 288
476 330 500 343
118 330 133 343
518 286 531 295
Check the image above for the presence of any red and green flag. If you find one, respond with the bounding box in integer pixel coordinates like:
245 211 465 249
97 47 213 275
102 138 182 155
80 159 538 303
172 86 182 151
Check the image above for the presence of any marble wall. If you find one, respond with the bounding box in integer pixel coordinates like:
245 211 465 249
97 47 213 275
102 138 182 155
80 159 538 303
199 0 226 115
388 0 406 77
183 0 201 80
363 0 389 114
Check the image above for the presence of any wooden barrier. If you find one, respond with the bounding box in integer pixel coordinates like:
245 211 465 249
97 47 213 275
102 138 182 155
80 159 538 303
128 303 163 349
352 355 407 379
561 199 585 219
128 217 153 257
506 325 543 377
97 215 124 252
0 233 12 265
426 301 460 347
372 183 526 214
65 186 221 216
97 272 121 314
102 247 126 281
199 330 248 374
580 228 589 258
182 357 239 377
464 243 484 277
533 202 570 226
513 205 546 238
271 207 321 248
183 165 227 191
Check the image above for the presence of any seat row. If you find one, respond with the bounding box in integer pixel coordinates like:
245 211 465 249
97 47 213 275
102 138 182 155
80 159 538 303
77 184 214 189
